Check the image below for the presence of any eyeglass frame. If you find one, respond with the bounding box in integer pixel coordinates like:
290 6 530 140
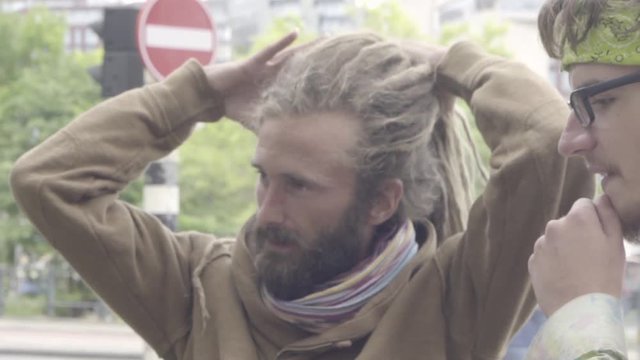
568 71 640 127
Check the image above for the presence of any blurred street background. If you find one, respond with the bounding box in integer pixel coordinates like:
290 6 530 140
0 0 635 358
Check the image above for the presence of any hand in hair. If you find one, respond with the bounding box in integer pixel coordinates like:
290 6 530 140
398 40 447 68
203 31 299 131
397 40 454 110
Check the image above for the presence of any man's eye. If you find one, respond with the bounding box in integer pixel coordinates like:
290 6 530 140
590 97 615 109
287 177 309 191
256 169 268 186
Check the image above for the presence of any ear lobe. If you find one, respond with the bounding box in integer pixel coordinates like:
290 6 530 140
368 178 404 225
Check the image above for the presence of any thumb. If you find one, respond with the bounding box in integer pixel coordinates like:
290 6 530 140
594 194 623 239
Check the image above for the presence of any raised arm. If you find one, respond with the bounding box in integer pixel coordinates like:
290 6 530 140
9 33 297 355
432 41 594 358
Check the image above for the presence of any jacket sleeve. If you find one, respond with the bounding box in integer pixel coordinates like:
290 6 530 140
10 60 225 355
434 41 594 358
526 294 627 360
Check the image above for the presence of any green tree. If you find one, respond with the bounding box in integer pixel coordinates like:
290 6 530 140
0 7 101 263
355 0 424 39
179 122 258 236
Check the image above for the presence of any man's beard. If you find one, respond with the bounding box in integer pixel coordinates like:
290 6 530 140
251 201 368 301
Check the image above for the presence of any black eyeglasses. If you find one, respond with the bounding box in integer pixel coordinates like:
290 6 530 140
568 71 640 127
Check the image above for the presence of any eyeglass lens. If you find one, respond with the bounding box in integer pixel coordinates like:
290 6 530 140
570 93 591 126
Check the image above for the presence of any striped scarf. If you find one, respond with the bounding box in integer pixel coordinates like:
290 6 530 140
262 220 418 333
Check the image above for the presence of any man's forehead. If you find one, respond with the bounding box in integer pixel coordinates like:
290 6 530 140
256 111 361 164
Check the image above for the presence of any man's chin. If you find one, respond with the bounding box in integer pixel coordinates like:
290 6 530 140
254 253 312 300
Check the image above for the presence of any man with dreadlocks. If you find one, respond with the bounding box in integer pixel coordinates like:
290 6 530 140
11 31 589 359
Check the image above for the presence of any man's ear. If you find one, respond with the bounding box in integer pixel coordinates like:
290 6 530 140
368 178 404 225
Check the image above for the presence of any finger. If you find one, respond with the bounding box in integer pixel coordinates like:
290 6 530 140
543 218 563 241
527 253 536 275
569 197 593 212
251 31 299 65
565 197 599 225
269 36 326 66
533 235 545 254
380 64 434 91
594 194 623 239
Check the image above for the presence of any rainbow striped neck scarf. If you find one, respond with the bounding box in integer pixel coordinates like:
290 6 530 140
262 220 418 333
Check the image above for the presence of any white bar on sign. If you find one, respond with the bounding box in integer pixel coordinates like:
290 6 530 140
143 185 180 214
146 24 213 52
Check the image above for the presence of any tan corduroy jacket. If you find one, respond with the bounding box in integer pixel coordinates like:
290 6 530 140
11 41 592 359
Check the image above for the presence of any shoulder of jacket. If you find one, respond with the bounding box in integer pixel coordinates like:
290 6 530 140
178 231 236 266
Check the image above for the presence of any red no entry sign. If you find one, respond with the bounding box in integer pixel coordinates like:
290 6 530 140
137 0 217 80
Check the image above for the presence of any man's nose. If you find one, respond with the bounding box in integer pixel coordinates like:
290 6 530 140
256 184 286 227
557 113 596 157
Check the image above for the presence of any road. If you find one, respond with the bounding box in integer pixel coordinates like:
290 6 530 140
0 318 158 360
1 316 639 359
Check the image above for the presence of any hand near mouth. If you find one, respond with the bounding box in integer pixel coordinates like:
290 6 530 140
529 195 625 316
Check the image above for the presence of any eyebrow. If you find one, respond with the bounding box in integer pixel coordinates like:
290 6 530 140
250 160 329 187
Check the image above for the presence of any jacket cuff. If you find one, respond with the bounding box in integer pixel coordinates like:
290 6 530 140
157 59 226 127
526 293 626 360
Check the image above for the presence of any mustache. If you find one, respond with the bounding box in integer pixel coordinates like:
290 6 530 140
255 224 311 250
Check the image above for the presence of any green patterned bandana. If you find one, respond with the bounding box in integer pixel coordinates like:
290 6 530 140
562 0 640 68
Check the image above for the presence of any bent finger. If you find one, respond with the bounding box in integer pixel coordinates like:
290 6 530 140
565 197 599 226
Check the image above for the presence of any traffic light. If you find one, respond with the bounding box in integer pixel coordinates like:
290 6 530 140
89 7 144 98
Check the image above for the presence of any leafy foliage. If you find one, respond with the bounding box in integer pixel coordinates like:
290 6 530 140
355 0 424 39
179 121 257 236
0 7 101 263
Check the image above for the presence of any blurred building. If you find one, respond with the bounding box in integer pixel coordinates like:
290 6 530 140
0 0 236 62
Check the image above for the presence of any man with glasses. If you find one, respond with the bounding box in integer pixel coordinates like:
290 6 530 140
527 0 640 358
